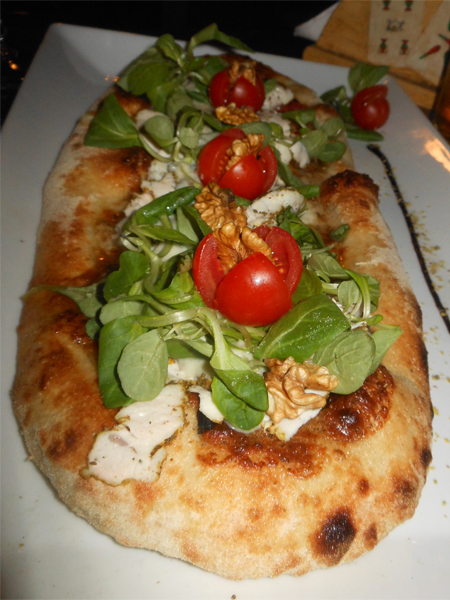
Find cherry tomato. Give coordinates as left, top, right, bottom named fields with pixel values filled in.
left=197, top=129, right=277, bottom=201
left=192, top=227, right=303, bottom=326
left=351, top=85, right=390, bottom=130
left=215, top=253, right=292, bottom=326
left=254, top=225, right=303, bottom=294
left=192, top=234, right=225, bottom=307
left=209, top=69, right=265, bottom=112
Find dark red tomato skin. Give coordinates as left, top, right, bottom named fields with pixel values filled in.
left=197, top=135, right=234, bottom=186
left=351, top=85, right=390, bottom=130
left=192, top=234, right=225, bottom=307
left=219, top=154, right=265, bottom=201
left=209, top=70, right=231, bottom=108
left=258, top=145, right=278, bottom=196
left=254, top=226, right=303, bottom=294
left=197, top=130, right=277, bottom=201
left=228, top=76, right=265, bottom=111
left=209, top=70, right=265, bottom=111
left=214, top=253, right=292, bottom=326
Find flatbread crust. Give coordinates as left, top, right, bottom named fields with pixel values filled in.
left=11, top=56, right=432, bottom=580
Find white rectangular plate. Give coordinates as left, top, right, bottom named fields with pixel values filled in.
left=2, top=23, right=450, bottom=600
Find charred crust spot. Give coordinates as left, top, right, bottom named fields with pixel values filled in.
left=364, top=524, right=378, bottom=550
left=358, top=478, right=370, bottom=496
left=420, top=447, right=432, bottom=469
left=48, top=428, right=77, bottom=459
left=311, top=507, right=356, bottom=566
left=197, top=411, right=216, bottom=435
left=318, top=366, right=393, bottom=443
left=391, top=476, right=419, bottom=512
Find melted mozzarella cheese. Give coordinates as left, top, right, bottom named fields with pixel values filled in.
left=189, top=385, right=224, bottom=423
left=262, top=85, right=294, bottom=110
left=263, top=408, right=322, bottom=442
left=258, top=109, right=292, bottom=137
left=83, top=384, right=185, bottom=485
left=245, top=188, right=304, bottom=228
left=290, top=141, right=310, bottom=168
left=167, top=358, right=214, bottom=382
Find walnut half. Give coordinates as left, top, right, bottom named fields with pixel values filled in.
left=213, top=223, right=272, bottom=274
left=264, top=357, right=339, bottom=424
left=194, top=183, right=247, bottom=231
left=215, top=103, right=260, bottom=125
left=226, top=133, right=265, bottom=171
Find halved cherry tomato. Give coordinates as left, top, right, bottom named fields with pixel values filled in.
left=192, top=233, right=225, bottom=307
left=215, top=253, right=292, bottom=326
left=254, top=225, right=303, bottom=294
left=197, top=129, right=277, bottom=201
left=192, top=226, right=303, bottom=326
left=351, top=85, right=390, bottom=130
left=209, top=69, right=265, bottom=112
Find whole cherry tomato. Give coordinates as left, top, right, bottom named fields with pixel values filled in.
left=351, top=85, right=390, bottom=130
left=192, top=227, right=303, bottom=326
left=209, top=69, right=265, bottom=112
left=197, top=129, right=277, bottom=201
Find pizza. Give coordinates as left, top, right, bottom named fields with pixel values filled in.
left=11, top=26, right=432, bottom=580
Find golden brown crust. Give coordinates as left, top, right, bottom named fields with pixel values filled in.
left=11, top=60, right=431, bottom=580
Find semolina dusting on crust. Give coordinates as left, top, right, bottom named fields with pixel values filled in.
left=11, top=56, right=432, bottom=580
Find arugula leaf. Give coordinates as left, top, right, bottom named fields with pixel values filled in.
left=127, top=63, right=171, bottom=97
left=214, top=369, right=268, bottom=411
left=100, top=298, right=149, bottom=325
left=291, top=269, right=323, bottom=303
left=264, top=78, right=279, bottom=95
left=98, top=316, right=144, bottom=408
left=211, top=377, right=264, bottom=431
left=271, top=146, right=305, bottom=190
left=151, top=272, right=204, bottom=310
left=348, top=62, right=390, bottom=94
left=187, top=23, right=253, bottom=55
left=25, top=282, right=105, bottom=318
left=254, top=294, right=350, bottom=363
left=155, top=34, right=185, bottom=65
left=313, top=329, right=376, bottom=394
left=103, top=251, right=149, bottom=301
left=318, top=140, right=347, bottom=163
left=84, top=94, right=142, bottom=149
left=277, top=207, right=325, bottom=250
left=369, top=326, right=402, bottom=373
left=143, top=115, right=175, bottom=148
left=117, top=329, right=168, bottom=402
left=238, top=121, right=273, bottom=145
left=330, top=224, right=349, bottom=242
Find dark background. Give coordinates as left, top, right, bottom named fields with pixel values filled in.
left=1, top=0, right=336, bottom=125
